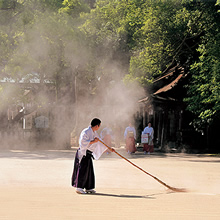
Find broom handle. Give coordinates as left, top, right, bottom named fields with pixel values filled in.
left=98, top=139, right=184, bottom=192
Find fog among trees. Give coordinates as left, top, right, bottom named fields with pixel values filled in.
left=0, top=0, right=219, bottom=150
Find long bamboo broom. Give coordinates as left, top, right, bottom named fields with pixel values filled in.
left=99, top=139, right=187, bottom=193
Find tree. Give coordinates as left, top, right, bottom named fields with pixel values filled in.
left=1, top=0, right=219, bottom=149
left=121, top=0, right=220, bottom=132
left=124, top=1, right=205, bottom=85
left=185, top=27, right=220, bottom=129
left=60, top=0, right=90, bottom=17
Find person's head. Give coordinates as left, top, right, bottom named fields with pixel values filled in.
left=148, top=122, right=152, bottom=127
left=91, top=118, right=101, bottom=131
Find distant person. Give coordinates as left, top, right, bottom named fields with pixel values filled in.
left=142, top=122, right=154, bottom=154
left=124, top=122, right=136, bottom=154
left=100, top=125, right=114, bottom=154
left=71, top=118, right=115, bottom=194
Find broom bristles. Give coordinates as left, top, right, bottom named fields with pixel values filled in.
left=168, top=186, right=187, bottom=192
left=99, top=139, right=187, bottom=193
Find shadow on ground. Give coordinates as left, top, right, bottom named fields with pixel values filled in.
left=86, top=191, right=173, bottom=199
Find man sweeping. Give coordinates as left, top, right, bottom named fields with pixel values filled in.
left=71, top=118, right=115, bottom=194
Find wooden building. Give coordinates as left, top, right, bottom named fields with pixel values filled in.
left=138, top=65, right=205, bottom=151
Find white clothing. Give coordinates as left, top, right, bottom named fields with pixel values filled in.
left=90, top=141, right=107, bottom=160
left=124, top=126, right=136, bottom=139
left=142, top=126, right=154, bottom=139
left=78, top=126, right=106, bottom=161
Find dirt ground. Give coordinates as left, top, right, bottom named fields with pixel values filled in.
left=0, top=147, right=219, bottom=220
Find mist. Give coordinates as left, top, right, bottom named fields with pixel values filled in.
left=0, top=2, right=146, bottom=149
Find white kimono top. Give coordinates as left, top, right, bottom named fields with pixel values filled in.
left=142, top=126, right=154, bottom=139
left=78, top=126, right=107, bottom=162
left=124, top=126, right=136, bottom=139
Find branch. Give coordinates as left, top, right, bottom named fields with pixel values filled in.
left=162, top=34, right=188, bottom=74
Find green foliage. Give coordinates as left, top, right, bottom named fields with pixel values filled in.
left=60, top=0, right=90, bottom=17
left=185, top=31, right=220, bottom=128
left=182, top=0, right=220, bottom=129
left=80, top=0, right=129, bottom=51
left=0, top=0, right=219, bottom=129
left=123, top=0, right=220, bottom=129
left=126, top=0, right=205, bottom=83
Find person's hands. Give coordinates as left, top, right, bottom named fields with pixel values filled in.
left=91, top=137, right=99, bottom=144
left=94, top=137, right=99, bottom=142
left=110, top=148, right=115, bottom=153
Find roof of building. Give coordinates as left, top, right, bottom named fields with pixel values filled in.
left=153, top=73, right=184, bottom=95
left=139, top=65, right=187, bottom=103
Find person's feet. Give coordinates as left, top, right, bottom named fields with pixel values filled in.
left=76, top=188, right=96, bottom=194
left=76, top=188, right=86, bottom=194
left=85, top=189, right=96, bottom=194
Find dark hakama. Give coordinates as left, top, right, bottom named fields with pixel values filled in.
left=71, top=150, right=95, bottom=190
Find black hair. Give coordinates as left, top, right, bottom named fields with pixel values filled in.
left=91, top=118, right=101, bottom=127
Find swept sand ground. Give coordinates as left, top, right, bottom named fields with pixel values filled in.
left=0, top=148, right=219, bottom=220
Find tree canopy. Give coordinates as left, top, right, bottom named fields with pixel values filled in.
left=0, top=0, right=219, bottom=131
